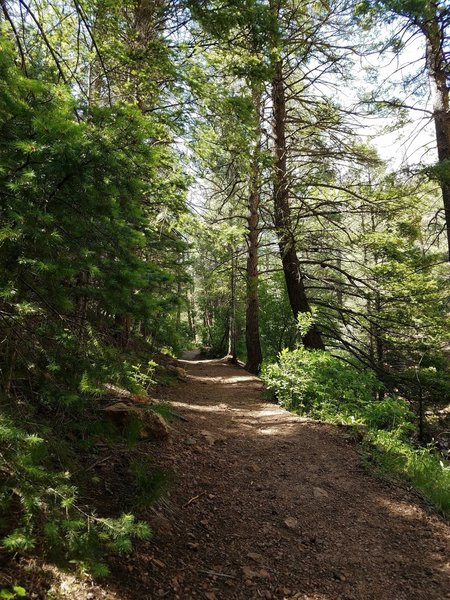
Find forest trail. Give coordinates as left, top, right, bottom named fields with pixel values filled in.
left=107, top=358, right=450, bottom=600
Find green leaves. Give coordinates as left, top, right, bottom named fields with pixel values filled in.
left=262, top=348, right=380, bottom=420
left=0, top=39, right=183, bottom=578
left=0, top=587, right=27, bottom=600
left=0, top=43, right=188, bottom=401
left=2, top=530, right=36, bottom=552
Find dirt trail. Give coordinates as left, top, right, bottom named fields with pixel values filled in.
left=108, top=358, right=450, bottom=600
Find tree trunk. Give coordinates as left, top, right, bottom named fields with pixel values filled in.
left=227, top=246, right=238, bottom=363
left=271, top=59, right=325, bottom=350
left=176, top=278, right=182, bottom=328
left=423, top=14, right=450, bottom=259
left=187, top=285, right=196, bottom=340
left=75, top=270, right=90, bottom=347
left=245, top=90, right=263, bottom=374
left=115, top=314, right=131, bottom=349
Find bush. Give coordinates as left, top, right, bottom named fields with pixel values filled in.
left=364, top=397, right=415, bottom=435
left=0, top=414, right=151, bottom=575
left=261, top=348, right=379, bottom=421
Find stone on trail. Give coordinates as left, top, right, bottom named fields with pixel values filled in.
left=241, top=566, right=260, bottom=579
left=284, top=517, right=299, bottom=530
left=247, top=552, right=264, bottom=563
left=313, top=486, right=329, bottom=499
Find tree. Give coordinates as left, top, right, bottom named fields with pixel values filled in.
left=355, top=0, right=450, bottom=259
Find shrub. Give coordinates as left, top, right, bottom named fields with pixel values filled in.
left=261, top=348, right=378, bottom=421
left=0, top=415, right=150, bottom=575
left=368, top=431, right=450, bottom=516
left=364, top=397, right=415, bottom=435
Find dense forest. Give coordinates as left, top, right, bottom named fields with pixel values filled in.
left=0, top=0, right=449, bottom=595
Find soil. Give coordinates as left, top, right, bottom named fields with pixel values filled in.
left=3, top=357, right=450, bottom=599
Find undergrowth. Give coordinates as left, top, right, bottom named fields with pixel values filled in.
left=262, top=347, right=450, bottom=517
left=366, top=430, right=450, bottom=515
left=0, top=410, right=151, bottom=577
left=0, top=352, right=176, bottom=577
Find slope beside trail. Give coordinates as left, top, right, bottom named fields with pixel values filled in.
left=106, top=357, right=450, bottom=600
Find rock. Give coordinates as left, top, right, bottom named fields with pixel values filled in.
left=103, top=402, right=169, bottom=440
left=200, top=430, right=224, bottom=445
left=247, top=552, right=264, bottom=563
left=187, top=542, right=199, bottom=551
left=284, top=517, right=299, bottom=530
left=242, top=566, right=269, bottom=579
left=313, top=487, right=329, bottom=499
left=338, top=422, right=368, bottom=442
left=151, top=558, right=166, bottom=569
left=155, top=363, right=187, bottom=382
left=242, top=566, right=259, bottom=579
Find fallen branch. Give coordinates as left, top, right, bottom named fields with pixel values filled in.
left=200, top=569, right=236, bottom=579
left=182, top=491, right=206, bottom=508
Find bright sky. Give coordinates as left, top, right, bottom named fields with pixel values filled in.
left=352, top=29, right=437, bottom=169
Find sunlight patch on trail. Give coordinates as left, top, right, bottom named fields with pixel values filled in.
left=170, top=401, right=232, bottom=413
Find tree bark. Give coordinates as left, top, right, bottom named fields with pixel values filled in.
left=245, top=90, right=263, bottom=374
left=423, top=10, right=450, bottom=259
left=227, top=246, right=238, bottom=363
left=271, top=58, right=325, bottom=349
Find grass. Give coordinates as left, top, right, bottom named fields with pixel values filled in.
left=365, top=430, right=450, bottom=517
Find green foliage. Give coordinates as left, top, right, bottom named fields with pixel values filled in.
left=0, top=43, right=187, bottom=403
left=296, top=311, right=317, bottom=339
left=130, top=460, right=173, bottom=509
left=258, top=273, right=297, bottom=361
left=0, top=42, right=180, bottom=576
left=0, top=414, right=151, bottom=573
left=262, top=348, right=380, bottom=421
left=125, top=361, right=157, bottom=395
left=364, top=397, right=415, bottom=435
left=0, top=587, right=26, bottom=600
left=366, top=431, right=450, bottom=516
